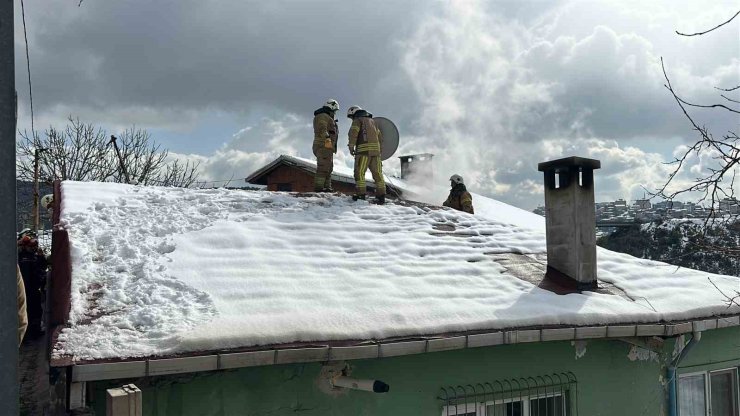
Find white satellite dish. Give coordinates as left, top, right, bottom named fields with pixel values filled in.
left=374, top=117, right=399, bottom=161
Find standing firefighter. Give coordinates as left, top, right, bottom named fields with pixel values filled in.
left=443, top=174, right=474, bottom=214
left=17, top=233, right=47, bottom=337
left=313, top=99, right=340, bottom=192
left=347, top=106, right=385, bottom=204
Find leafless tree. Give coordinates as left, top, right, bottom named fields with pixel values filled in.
left=656, top=11, right=740, bottom=303
left=16, top=116, right=200, bottom=187
left=654, top=10, right=740, bottom=224
left=17, top=117, right=115, bottom=182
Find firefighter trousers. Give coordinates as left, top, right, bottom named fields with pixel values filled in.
left=354, top=154, right=385, bottom=196
left=314, top=147, right=334, bottom=191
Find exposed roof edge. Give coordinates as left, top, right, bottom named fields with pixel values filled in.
left=68, top=314, right=740, bottom=382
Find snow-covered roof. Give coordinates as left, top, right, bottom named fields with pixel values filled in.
left=54, top=181, right=740, bottom=363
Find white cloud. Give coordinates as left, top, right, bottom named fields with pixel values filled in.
left=17, top=0, right=739, bottom=210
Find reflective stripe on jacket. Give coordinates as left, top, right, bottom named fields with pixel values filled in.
left=348, top=115, right=382, bottom=157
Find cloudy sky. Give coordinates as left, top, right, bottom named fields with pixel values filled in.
left=13, top=0, right=739, bottom=209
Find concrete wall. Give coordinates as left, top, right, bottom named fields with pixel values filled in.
left=87, top=326, right=740, bottom=416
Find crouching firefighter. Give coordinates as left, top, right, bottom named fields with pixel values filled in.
left=313, top=99, right=340, bottom=192
left=347, top=106, right=385, bottom=204
left=443, top=174, right=474, bottom=214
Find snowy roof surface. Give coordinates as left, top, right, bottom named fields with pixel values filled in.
left=55, top=181, right=740, bottom=361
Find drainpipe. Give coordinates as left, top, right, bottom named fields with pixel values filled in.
left=667, top=331, right=702, bottom=416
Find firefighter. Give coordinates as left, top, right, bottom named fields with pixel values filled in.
left=313, top=99, right=340, bottom=192
left=17, top=233, right=47, bottom=337
left=443, top=174, right=474, bottom=214
left=347, top=105, right=385, bottom=204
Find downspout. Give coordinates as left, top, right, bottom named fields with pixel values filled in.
left=667, top=331, right=702, bottom=416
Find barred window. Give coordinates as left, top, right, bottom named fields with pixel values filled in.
left=439, top=372, right=578, bottom=416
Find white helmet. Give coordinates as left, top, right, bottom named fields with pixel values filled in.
left=347, top=105, right=362, bottom=118
left=450, top=174, right=464, bottom=185
left=40, top=194, right=54, bottom=209
left=325, top=99, right=339, bottom=112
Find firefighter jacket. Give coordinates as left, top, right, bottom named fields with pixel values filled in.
left=313, top=107, right=338, bottom=154
left=348, top=110, right=382, bottom=156
left=443, top=184, right=474, bottom=214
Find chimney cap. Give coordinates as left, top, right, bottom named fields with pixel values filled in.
left=399, top=153, right=434, bottom=161
left=537, top=156, right=601, bottom=172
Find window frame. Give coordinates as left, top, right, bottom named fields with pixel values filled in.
left=678, top=367, right=740, bottom=416
left=441, top=391, right=569, bottom=416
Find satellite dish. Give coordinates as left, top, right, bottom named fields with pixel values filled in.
left=374, top=117, right=399, bottom=161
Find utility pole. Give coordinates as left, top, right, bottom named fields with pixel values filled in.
left=33, top=147, right=46, bottom=233
left=110, top=135, right=130, bottom=184
left=0, top=0, right=20, bottom=414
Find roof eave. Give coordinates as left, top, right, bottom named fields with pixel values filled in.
left=64, top=314, right=740, bottom=382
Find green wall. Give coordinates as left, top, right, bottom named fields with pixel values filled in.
left=88, top=326, right=740, bottom=416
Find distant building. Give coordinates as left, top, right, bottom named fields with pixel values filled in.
left=245, top=155, right=402, bottom=195
left=719, top=197, right=740, bottom=215
left=633, top=198, right=651, bottom=210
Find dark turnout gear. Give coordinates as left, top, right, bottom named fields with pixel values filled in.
left=349, top=110, right=385, bottom=197
left=18, top=236, right=47, bottom=337
left=444, top=183, right=474, bottom=214
left=313, top=106, right=339, bottom=191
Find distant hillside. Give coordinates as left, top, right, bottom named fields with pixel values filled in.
left=597, top=219, right=740, bottom=276
left=16, top=180, right=53, bottom=232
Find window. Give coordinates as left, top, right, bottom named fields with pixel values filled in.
left=678, top=368, right=739, bottom=416
left=443, top=392, right=568, bottom=416
left=439, top=372, right=576, bottom=416
left=276, top=183, right=292, bottom=192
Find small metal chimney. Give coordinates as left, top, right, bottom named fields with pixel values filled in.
left=399, top=153, right=434, bottom=181
left=537, top=156, right=601, bottom=290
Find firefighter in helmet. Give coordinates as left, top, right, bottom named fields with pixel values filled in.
left=312, top=99, right=340, bottom=192
left=347, top=105, right=385, bottom=204
left=443, top=174, right=474, bottom=214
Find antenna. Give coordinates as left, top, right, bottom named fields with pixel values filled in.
left=374, top=117, right=399, bottom=161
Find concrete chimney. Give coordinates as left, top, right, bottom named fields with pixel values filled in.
left=399, top=153, right=434, bottom=181
left=537, top=156, right=601, bottom=290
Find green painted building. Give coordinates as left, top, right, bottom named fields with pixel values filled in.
left=77, top=324, right=740, bottom=416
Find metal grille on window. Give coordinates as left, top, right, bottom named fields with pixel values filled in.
left=438, top=372, right=578, bottom=416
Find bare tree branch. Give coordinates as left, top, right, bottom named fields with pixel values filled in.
left=715, top=85, right=740, bottom=92
left=721, top=94, right=740, bottom=104
left=708, top=277, right=740, bottom=308
left=674, top=95, right=740, bottom=114
left=653, top=58, right=740, bottom=227
left=676, top=10, right=740, bottom=36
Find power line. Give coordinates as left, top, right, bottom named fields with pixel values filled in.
left=20, top=0, right=34, bottom=134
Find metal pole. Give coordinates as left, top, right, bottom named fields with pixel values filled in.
left=110, top=135, right=130, bottom=184
left=0, top=0, right=20, bottom=413
left=33, top=148, right=39, bottom=232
